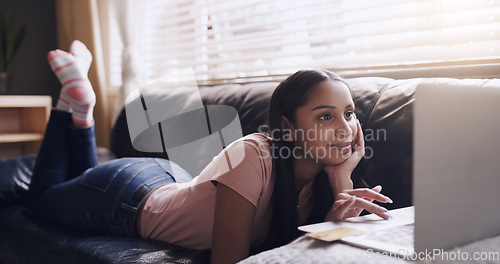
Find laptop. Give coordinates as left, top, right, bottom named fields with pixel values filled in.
left=298, top=81, right=500, bottom=257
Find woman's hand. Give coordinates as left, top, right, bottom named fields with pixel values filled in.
left=324, top=119, right=365, bottom=196
left=322, top=120, right=393, bottom=221
left=324, top=119, right=365, bottom=181
left=325, top=185, right=393, bottom=221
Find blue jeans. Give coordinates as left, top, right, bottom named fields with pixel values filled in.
left=25, top=109, right=192, bottom=237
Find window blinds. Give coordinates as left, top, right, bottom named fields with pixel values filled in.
left=109, top=0, right=500, bottom=86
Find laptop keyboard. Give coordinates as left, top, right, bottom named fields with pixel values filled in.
left=361, top=224, right=414, bottom=248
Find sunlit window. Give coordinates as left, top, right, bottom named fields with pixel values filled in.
left=108, top=0, right=500, bottom=86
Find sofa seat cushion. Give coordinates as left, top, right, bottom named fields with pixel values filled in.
left=53, top=237, right=210, bottom=264
left=0, top=206, right=210, bottom=264
left=0, top=206, right=99, bottom=264
left=0, top=156, right=35, bottom=208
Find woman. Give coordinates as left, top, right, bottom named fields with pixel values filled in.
left=26, top=41, right=393, bottom=264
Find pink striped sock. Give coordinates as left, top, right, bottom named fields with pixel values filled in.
left=70, top=40, right=92, bottom=76
left=48, top=42, right=96, bottom=126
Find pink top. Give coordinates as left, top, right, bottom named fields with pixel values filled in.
left=137, top=133, right=314, bottom=250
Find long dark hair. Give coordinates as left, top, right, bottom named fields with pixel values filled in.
left=263, top=69, right=349, bottom=249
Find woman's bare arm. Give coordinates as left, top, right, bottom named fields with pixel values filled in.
left=211, top=182, right=256, bottom=264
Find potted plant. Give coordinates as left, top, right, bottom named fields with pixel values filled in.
left=0, top=11, right=26, bottom=94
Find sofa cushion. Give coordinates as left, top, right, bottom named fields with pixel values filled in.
left=0, top=206, right=100, bottom=264
left=53, top=237, right=210, bottom=264
left=0, top=206, right=211, bottom=264
left=349, top=78, right=418, bottom=208
left=0, top=155, right=35, bottom=208
left=110, top=82, right=278, bottom=160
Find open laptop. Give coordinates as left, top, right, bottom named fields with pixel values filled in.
left=298, top=81, right=500, bottom=257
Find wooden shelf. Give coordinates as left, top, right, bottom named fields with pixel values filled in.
left=0, top=95, right=52, bottom=157
left=0, top=133, right=44, bottom=143
left=0, top=96, right=52, bottom=108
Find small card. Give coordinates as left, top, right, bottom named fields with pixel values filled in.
left=306, top=227, right=364, bottom=242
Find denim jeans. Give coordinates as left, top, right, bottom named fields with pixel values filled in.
left=26, top=110, right=192, bottom=237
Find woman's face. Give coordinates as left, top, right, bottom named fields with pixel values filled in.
left=285, top=80, right=357, bottom=165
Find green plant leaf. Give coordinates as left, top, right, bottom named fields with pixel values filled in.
left=0, top=13, right=6, bottom=35
left=12, top=25, right=26, bottom=57
left=5, top=28, right=15, bottom=72
left=0, top=11, right=25, bottom=73
left=6, top=11, right=17, bottom=61
left=0, top=13, right=6, bottom=40
left=0, top=13, right=6, bottom=70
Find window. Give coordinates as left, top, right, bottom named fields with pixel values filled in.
left=108, top=0, right=500, bottom=87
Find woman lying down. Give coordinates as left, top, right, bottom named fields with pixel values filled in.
left=26, top=40, right=393, bottom=264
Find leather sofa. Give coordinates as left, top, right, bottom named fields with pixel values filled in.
left=0, top=76, right=493, bottom=263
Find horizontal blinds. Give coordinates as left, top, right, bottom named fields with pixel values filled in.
left=109, top=0, right=500, bottom=86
